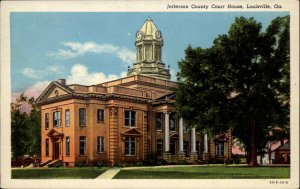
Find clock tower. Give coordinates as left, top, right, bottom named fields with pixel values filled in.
left=127, top=17, right=171, bottom=80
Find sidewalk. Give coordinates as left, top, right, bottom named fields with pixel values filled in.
left=95, top=168, right=121, bottom=179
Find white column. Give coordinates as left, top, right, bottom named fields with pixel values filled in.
left=204, top=133, right=208, bottom=153
left=191, top=127, right=196, bottom=153
left=179, top=117, right=184, bottom=152
left=164, top=112, right=170, bottom=152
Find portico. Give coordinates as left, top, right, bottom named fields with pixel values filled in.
left=160, top=110, right=206, bottom=163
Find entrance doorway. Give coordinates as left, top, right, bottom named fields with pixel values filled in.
left=53, top=139, right=60, bottom=159
left=170, top=141, right=176, bottom=155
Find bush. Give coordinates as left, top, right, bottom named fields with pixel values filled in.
left=96, top=160, right=104, bottom=168
left=161, top=159, right=168, bottom=165
left=113, top=160, right=122, bottom=168
left=177, top=160, right=188, bottom=165
left=209, top=158, right=224, bottom=164
left=145, top=153, right=157, bottom=166
left=223, top=158, right=233, bottom=165
left=232, top=155, right=241, bottom=164
left=53, top=161, right=63, bottom=168
left=75, top=160, right=85, bottom=167
left=155, top=159, right=163, bottom=166
left=135, top=162, right=144, bottom=166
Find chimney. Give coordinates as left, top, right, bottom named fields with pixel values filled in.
left=58, top=79, right=66, bottom=86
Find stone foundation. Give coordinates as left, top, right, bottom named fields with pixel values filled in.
left=178, top=151, right=186, bottom=161
left=202, top=152, right=209, bottom=161
left=189, top=152, right=198, bottom=161
left=163, top=152, right=172, bottom=163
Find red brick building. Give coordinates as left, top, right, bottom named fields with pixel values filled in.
left=37, top=18, right=232, bottom=166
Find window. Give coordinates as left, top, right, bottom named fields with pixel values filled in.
left=169, top=113, right=176, bottom=131
left=65, top=110, right=70, bottom=127
left=97, top=136, right=104, bottom=153
left=66, top=137, right=70, bottom=155
left=97, top=109, right=104, bottom=122
left=79, top=108, right=86, bottom=126
left=125, top=137, right=135, bottom=155
left=79, top=136, right=86, bottom=155
left=156, top=139, right=163, bottom=156
left=156, top=113, right=162, bottom=130
left=183, top=123, right=188, bottom=133
left=125, top=110, right=136, bottom=127
left=216, top=142, right=224, bottom=156
left=45, top=113, right=49, bottom=129
left=45, top=138, right=49, bottom=156
left=281, top=153, right=286, bottom=162
left=53, top=111, right=61, bottom=127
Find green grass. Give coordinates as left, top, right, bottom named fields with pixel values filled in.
left=113, top=166, right=290, bottom=179
left=12, top=167, right=107, bottom=179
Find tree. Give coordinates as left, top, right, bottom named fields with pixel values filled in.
left=11, top=94, right=41, bottom=159
left=11, top=94, right=30, bottom=160
left=176, top=16, right=290, bottom=166
left=27, top=97, right=41, bottom=156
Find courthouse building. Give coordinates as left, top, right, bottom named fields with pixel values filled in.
left=37, top=18, right=232, bottom=166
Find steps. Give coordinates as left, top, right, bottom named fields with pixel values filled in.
left=46, top=159, right=62, bottom=167
left=39, top=159, right=62, bottom=167
left=39, top=160, right=52, bottom=167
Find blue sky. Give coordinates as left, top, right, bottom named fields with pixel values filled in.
left=10, top=12, right=289, bottom=98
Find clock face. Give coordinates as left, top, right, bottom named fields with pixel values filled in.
left=155, top=30, right=162, bottom=39
left=136, top=32, right=143, bottom=39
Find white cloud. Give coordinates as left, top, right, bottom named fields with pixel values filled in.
left=21, top=65, right=63, bottom=79
left=21, top=68, right=44, bottom=79
left=66, top=64, right=125, bottom=85
left=48, top=41, right=135, bottom=65
left=14, top=64, right=126, bottom=105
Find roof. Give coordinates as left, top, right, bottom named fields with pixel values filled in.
left=275, top=142, right=290, bottom=151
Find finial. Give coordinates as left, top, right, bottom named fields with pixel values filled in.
left=168, top=64, right=170, bottom=69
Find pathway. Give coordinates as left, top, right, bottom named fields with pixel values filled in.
left=95, top=168, right=121, bottom=179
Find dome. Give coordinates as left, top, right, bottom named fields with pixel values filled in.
left=137, top=17, right=162, bottom=40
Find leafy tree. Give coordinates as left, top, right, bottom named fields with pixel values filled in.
left=11, top=94, right=41, bottom=159
left=176, top=16, right=289, bottom=166
left=11, top=94, right=30, bottom=160
left=27, top=97, right=41, bottom=156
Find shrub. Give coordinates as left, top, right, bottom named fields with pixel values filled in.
left=135, top=162, right=144, bottom=166
left=232, top=155, right=241, bottom=164
left=75, top=160, right=85, bottom=167
left=145, top=153, right=157, bottom=166
left=161, top=159, right=168, bottom=165
left=96, top=160, right=104, bottom=168
left=54, top=161, right=63, bottom=168
left=114, top=160, right=122, bottom=168
left=177, top=160, right=188, bottom=165
left=155, top=159, right=163, bottom=166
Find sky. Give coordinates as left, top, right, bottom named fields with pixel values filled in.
left=10, top=12, right=289, bottom=100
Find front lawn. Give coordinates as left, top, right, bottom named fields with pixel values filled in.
left=113, top=166, right=290, bottom=179
left=12, top=167, right=107, bottom=179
